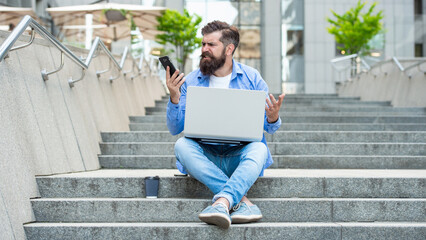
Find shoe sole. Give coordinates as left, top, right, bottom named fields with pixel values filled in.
left=231, top=215, right=263, bottom=224
left=199, top=213, right=231, bottom=229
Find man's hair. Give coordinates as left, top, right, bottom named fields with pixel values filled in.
left=201, top=20, right=239, bottom=54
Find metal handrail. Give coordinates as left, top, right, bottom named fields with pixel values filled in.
left=0, top=15, right=148, bottom=88
left=150, top=56, right=160, bottom=76
left=360, top=58, right=371, bottom=71
left=84, top=36, right=123, bottom=84
left=0, top=15, right=86, bottom=68
left=129, top=52, right=145, bottom=80
left=332, top=56, right=426, bottom=73
left=366, top=58, right=392, bottom=70
left=119, top=47, right=144, bottom=78
left=120, top=46, right=135, bottom=76
left=392, top=57, right=404, bottom=71
left=330, top=54, right=358, bottom=63
left=330, top=54, right=371, bottom=73
left=138, top=53, right=144, bottom=70
left=5, top=28, right=35, bottom=58
left=331, top=53, right=426, bottom=82
left=84, top=37, right=120, bottom=69
left=404, top=59, right=426, bottom=72
left=365, top=57, right=424, bottom=75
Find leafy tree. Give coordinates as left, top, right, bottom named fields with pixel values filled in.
left=327, top=1, right=383, bottom=56
left=156, top=9, right=202, bottom=71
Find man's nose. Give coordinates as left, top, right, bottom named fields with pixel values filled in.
left=202, top=45, right=209, bottom=52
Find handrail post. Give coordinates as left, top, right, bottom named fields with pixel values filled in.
left=4, top=28, right=35, bottom=59
left=120, top=47, right=132, bottom=77
left=41, top=52, right=65, bottom=81
left=0, top=15, right=89, bottom=86
left=360, top=58, right=371, bottom=71
left=123, top=59, right=135, bottom=77
left=68, top=69, right=86, bottom=88
left=0, top=16, right=143, bottom=88
left=109, top=69, right=121, bottom=83
left=130, top=53, right=144, bottom=80
left=96, top=59, right=112, bottom=78
left=392, top=57, right=405, bottom=71
left=0, top=15, right=32, bottom=62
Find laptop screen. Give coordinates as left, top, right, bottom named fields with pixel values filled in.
left=184, top=86, right=266, bottom=143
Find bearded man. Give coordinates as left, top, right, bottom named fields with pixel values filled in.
left=165, top=20, right=285, bottom=229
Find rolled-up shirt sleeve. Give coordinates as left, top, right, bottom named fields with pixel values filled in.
left=264, top=116, right=282, bottom=134
left=166, top=84, right=187, bottom=135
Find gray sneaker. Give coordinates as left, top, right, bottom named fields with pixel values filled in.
left=198, top=203, right=231, bottom=229
left=230, top=202, right=263, bottom=223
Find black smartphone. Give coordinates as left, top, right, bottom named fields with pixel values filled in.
left=159, top=56, right=177, bottom=76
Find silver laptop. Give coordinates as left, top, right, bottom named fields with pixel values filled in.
left=184, top=86, right=266, bottom=143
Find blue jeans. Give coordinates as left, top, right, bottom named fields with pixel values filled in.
left=174, top=137, right=268, bottom=209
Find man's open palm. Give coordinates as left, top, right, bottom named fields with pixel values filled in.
left=265, top=93, right=285, bottom=123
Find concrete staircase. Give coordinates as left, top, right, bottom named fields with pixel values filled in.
left=24, top=94, right=426, bottom=239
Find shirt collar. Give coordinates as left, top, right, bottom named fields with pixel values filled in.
left=230, top=59, right=243, bottom=81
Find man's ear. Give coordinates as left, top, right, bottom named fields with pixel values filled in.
left=226, top=44, right=235, bottom=56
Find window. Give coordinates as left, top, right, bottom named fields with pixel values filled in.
left=415, top=0, right=423, bottom=15
left=185, top=0, right=262, bottom=71
left=282, top=0, right=304, bottom=93
left=415, top=43, right=423, bottom=57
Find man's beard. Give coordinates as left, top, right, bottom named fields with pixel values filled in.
left=199, top=49, right=226, bottom=75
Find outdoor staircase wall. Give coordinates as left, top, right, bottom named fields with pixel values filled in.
left=0, top=30, right=166, bottom=239
left=337, top=59, right=426, bottom=107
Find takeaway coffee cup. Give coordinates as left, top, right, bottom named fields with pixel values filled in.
left=145, top=176, right=159, bottom=198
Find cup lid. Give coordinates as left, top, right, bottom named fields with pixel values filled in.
left=145, top=176, right=159, bottom=180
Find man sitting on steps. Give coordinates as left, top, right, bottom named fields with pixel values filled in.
left=165, top=20, right=285, bottom=229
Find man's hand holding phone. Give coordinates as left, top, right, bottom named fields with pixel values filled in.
left=159, top=56, right=185, bottom=104
left=166, top=66, right=185, bottom=104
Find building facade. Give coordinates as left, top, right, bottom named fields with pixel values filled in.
left=179, top=0, right=418, bottom=94
left=2, top=0, right=421, bottom=94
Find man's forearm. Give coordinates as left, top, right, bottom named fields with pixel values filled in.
left=264, top=116, right=281, bottom=134
left=166, top=99, right=185, bottom=135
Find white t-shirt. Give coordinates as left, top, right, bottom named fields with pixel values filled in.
left=209, top=73, right=232, bottom=89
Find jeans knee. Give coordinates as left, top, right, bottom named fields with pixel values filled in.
left=244, top=142, right=268, bottom=166
left=174, top=137, right=186, bottom=154
left=174, top=137, right=201, bottom=165
left=175, top=137, right=191, bottom=159
left=253, top=142, right=268, bottom=153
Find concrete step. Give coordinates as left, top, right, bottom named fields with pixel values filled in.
left=147, top=111, right=426, bottom=116
left=129, top=123, right=426, bottom=131
left=99, top=155, right=177, bottom=169
left=157, top=94, right=346, bottom=100
left=156, top=94, right=350, bottom=101
left=31, top=198, right=426, bottom=223
left=99, top=142, right=426, bottom=156
left=28, top=92, right=426, bottom=240
left=24, top=222, right=426, bottom=240
left=129, top=115, right=426, bottom=123
left=145, top=106, right=426, bottom=114
left=101, top=131, right=426, bottom=143
left=277, top=94, right=339, bottom=97
left=153, top=99, right=391, bottom=105
left=257, top=94, right=343, bottom=99
left=35, top=169, right=426, bottom=199
left=98, top=155, right=426, bottom=169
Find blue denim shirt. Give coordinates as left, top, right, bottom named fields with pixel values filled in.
left=167, top=60, right=282, bottom=176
